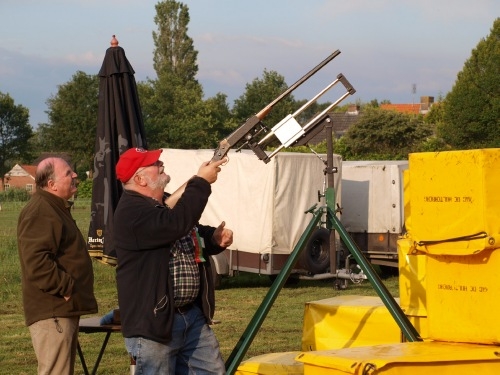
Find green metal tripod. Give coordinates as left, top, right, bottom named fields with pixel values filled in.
left=225, top=117, right=422, bottom=375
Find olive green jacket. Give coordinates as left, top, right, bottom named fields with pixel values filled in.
left=17, top=189, right=97, bottom=326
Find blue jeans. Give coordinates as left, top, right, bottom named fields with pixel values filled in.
left=125, top=305, right=225, bottom=375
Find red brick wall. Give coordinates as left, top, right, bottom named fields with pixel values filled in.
left=1, top=176, right=36, bottom=193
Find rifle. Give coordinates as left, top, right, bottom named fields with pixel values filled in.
left=211, top=49, right=355, bottom=164
left=166, top=51, right=355, bottom=207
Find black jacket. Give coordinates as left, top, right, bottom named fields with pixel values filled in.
left=113, top=177, right=224, bottom=344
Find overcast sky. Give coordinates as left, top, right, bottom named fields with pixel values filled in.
left=0, top=0, right=498, bottom=128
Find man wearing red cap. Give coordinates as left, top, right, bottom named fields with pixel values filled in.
left=113, top=147, right=232, bottom=374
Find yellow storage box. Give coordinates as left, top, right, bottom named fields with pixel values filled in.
left=425, top=247, right=500, bottom=344
left=235, top=351, right=303, bottom=375
left=402, top=169, right=412, bottom=233
left=398, top=238, right=427, bottom=315
left=398, top=238, right=428, bottom=338
left=408, top=149, right=500, bottom=255
left=302, top=296, right=402, bottom=351
left=296, top=341, right=500, bottom=374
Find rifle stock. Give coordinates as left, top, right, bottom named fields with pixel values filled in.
left=255, top=105, right=273, bottom=121
left=211, top=50, right=341, bottom=163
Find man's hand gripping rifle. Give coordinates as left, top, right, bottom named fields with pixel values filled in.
left=211, top=50, right=356, bottom=164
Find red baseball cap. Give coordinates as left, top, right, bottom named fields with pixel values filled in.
left=116, top=148, right=163, bottom=183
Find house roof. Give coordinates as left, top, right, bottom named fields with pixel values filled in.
left=21, top=165, right=37, bottom=177
left=380, top=103, right=422, bottom=115
left=4, top=164, right=36, bottom=178
left=305, top=112, right=362, bottom=145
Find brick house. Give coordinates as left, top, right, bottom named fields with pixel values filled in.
left=380, top=96, right=435, bottom=115
left=1, top=164, right=37, bottom=193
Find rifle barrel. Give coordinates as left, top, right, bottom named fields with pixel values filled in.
left=256, top=49, right=341, bottom=119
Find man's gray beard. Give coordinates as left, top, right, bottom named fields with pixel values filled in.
left=144, top=174, right=169, bottom=191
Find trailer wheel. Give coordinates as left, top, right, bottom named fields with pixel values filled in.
left=302, top=228, right=330, bottom=274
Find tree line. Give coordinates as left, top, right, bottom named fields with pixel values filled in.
left=0, top=2, right=498, bottom=182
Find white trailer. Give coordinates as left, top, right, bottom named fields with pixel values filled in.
left=160, top=149, right=343, bottom=284
left=339, top=160, right=408, bottom=268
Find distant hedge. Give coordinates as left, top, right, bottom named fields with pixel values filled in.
left=0, top=180, right=93, bottom=202
left=0, top=188, right=31, bottom=202
left=76, top=179, right=92, bottom=199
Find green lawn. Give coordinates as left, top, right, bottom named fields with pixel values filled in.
left=0, top=199, right=398, bottom=374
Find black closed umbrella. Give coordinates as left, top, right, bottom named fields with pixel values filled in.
left=87, top=35, right=148, bottom=265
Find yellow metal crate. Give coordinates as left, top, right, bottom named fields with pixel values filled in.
left=398, top=238, right=428, bottom=338
left=235, top=352, right=303, bottom=375
left=301, top=296, right=402, bottom=351
left=402, top=169, right=412, bottom=234
left=398, top=239, right=427, bottom=315
left=408, top=149, right=500, bottom=255
left=425, top=247, right=500, bottom=344
left=296, top=341, right=500, bottom=374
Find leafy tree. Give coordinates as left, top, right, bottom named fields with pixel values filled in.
left=141, top=73, right=233, bottom=150
left=0, top=92, right=33, bottom=181
left=75, top=178, right=93, bottom=199
left=340, top=107, right=433, bottom=160
left=38, top=71, right=99, bottom=175
left=417, top=135, right=450, bottom=153
left=293, top=99, right=336, bottom=124
left=422, top=93, right=450, bottom=152
left=196, top=93, right=238, bottom=148
left=425, top=94, right=446, bottom=126
left=142, top=0, right=232, bottom=149
left=231, top=70, right=297, bottom=149
left=153, top=0, right=198, bottom=81
left=137, top=80, right=161, bottom=145
left=439, top=18, right=500, bottom=149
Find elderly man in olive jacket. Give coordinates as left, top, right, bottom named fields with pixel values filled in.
left=17, top=157, right=97, bottom=375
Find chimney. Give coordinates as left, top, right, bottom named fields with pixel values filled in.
left=420, top=96, right=434, bottom=105
left=347, top=104, right=359, bottom=115
left=419, top=96, right=434, bottom=114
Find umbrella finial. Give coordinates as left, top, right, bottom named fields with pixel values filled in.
left=111, top=35, right=119, bottom=47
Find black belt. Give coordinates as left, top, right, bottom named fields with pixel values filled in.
left=175, top=303, right=194, bottom=314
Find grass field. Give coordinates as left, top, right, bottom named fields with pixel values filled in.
left=0, top=199, right=398, bottom=374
